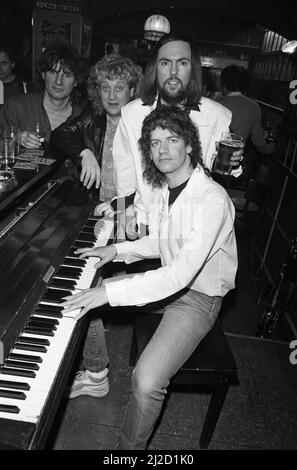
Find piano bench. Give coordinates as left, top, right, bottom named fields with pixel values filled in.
left=129, top=312, right=238, bottom=449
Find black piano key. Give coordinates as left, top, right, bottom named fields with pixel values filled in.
left=80, top=226, right=94, bottom=234
left=35, top=308, right=63, bottom=318
left=18, top=336, right=50, bottom=346
left=8, top=353, right=43, bottom=363
left=15, top=343, right=48, bottom=353
left=47, top=287, right=74, bottom=296
left=23, top=327, right=54, bottom=337
left=85, top=218, right=98, bottom=226
left=36, top=303, right=62, bottom=312
left=59, top=265, right=83, bottom=274
left=5, top=360, right=39, bottom=371
left=77, top=232, right=96, bottom=242
left=73, top=240, right=93, bottom=248
left=30, top=317, right=59, bottom=326
left=50, top=278, right=76, bottom=289
left=0, top=379, right=30, bottom=391
left=55, top=270, right=81, bottom=281
left=63, top=257, right=86, bottom=267
left=0, top=389, right=26, bottom=400
left=67, top=247, right=79, bottom=258
left=0, top=367, right=36, bottom=378
left=0, top=404, right=20, bottom=414
left=28, top=320, right=57, bottom=330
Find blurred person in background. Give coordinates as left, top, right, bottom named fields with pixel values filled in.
left=0, top=44, right=29, bottom=105
left=220, top=65, right=275, bottom=185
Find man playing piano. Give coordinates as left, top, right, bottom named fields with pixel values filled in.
left=61, top=106, right=238, bottom=450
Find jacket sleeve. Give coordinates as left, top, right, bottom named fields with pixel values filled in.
left=50, top=110, right=92, bottom=161
left=112, top=117, right=137, bottom=197
left=106, top=197, right=235, bottom=306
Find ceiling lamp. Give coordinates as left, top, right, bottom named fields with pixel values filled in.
left=281, top=40, right=297, bottom=55
left=144, top=14, right=170, bottom=42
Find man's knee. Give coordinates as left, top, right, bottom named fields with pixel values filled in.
left=132, top=367, right=157, bottom=400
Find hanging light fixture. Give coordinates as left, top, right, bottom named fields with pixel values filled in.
left=144, top=14, right=170, bottom=42
left=282, top=40, right=297, bottom=55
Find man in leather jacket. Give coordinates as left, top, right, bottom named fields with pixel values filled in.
left=50, top=54, right=143, bottom=202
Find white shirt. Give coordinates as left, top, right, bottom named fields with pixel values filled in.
left=112, top=96, right=232, bottom=224
left=105, top=167, right=238, bottom=307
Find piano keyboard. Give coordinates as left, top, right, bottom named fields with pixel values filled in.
left=0, top=216, right=115, bottom=423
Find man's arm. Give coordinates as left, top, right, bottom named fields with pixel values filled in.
left=106, top=198, right=235, bottom=307
left=50, top=110, right=91, bottom=160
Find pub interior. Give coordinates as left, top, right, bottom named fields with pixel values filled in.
left=0, top=0, right=296, bottom=452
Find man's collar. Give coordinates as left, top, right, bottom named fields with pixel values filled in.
left=156, top=95, right=200, bottom=112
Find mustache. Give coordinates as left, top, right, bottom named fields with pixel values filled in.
left=163, top=77, right=183, bottom=86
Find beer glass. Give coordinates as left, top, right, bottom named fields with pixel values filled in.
left=31, top=122, right=46, bottom=148
left=214, top=132, right=244, bottom=175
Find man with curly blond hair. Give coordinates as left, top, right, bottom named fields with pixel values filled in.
left=51, top=53, right=143, bottom=201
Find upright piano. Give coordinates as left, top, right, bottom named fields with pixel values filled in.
left=0, top=165, right=116, bottom=449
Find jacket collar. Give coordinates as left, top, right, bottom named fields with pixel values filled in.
left=153, top=95, right=209, bottom=127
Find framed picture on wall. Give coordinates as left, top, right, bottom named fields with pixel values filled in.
left=41, top=19, right=72, bottom=49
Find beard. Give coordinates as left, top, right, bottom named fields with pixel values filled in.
left=158, top=79, right=188, bottom=105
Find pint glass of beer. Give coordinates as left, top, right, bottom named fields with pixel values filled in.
left=214, top=132, right=244, bottom=175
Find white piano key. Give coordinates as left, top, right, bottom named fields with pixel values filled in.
left=0, top=217, right=115, bottom=424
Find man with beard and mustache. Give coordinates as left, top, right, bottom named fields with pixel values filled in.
left=100, top=34, right=243, bottom=238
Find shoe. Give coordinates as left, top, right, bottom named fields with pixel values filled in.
left=69, top=368, right=109, bottom=399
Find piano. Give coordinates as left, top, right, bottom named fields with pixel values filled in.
left=0, top=175, right=116, bottom=449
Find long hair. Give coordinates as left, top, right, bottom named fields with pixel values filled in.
left=88, top=54, right=143, bottom=114
left=37, top=41, right=85, bottom=104
left=140, top=34, right=202, bottom=106
left=139, top=106, right=209, bottom=188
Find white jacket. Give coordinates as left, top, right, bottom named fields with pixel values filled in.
left=106, top=167, right=237, bottom=307
left=112, top=96, right=232, bottom=224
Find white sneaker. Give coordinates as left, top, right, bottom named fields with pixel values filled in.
left=69, top=368, right=109, bottom=399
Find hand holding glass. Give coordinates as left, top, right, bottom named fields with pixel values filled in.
left=32, top=123, right=45, bottom=146
left=214, top=132, right=244, bottom=175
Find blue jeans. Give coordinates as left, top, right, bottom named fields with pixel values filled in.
left=117, top=289, right=222, bottom=450
left=82, top=317, right=109, bottom=373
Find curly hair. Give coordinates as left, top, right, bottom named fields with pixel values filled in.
left=139, top=106, right=209, bottom=188
left=88, top=54, right=143, bottom=114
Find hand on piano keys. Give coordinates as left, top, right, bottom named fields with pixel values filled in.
left=61, top=286, right=109, bottom=321
left=74, top=244, right=117, bottom=270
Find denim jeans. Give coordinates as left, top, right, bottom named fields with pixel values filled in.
left=117, top=289, right=222, bottom=450
left=82, top=317, right=109, bottom=373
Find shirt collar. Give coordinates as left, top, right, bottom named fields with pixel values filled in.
left=156, top=94, right=200, bottom=112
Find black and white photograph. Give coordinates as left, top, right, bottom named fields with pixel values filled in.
left=0, top=0, right=296, bottom=459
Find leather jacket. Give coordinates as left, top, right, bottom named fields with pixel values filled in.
left=50, top=105, right=107, bottom=165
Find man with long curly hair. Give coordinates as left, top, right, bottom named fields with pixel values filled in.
left=61, top=106, right=238, bottom=449
left=51, top=53, right=143, bottom=201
